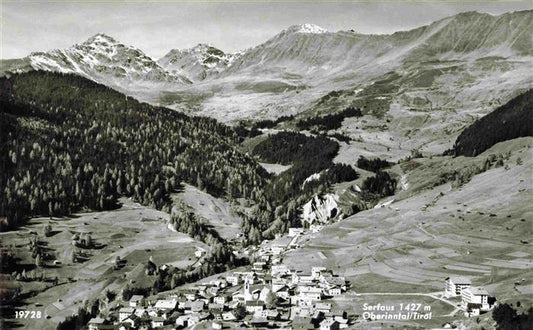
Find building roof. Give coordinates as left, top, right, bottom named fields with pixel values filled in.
left=321, top=318, right=339, bottom=326
left=250, top=317, right=268, bottom=324
left=154, top=299, right=178, bottom=309
left=119, top=307, right=135, bottom=314
left=315, top=303, right=332, bottom=310
left=88, top=317, right=105, bottom=324
left=447, top=276, right=472, bottom=285
left=130, top=314, right=140, bottom=320
left=208, top=303, right=224, bottom=310
left=246, top=300, right=265, bottom=306
left=323, top=277, right=345, bottom=285
left=130, top=295, right=144, bottom=302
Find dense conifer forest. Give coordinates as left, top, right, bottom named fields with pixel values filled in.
left=0, top=72, right=372, bottom=250
left=296, top=106, right=363, bottom=131
left=0, top=71, right=268, bottom=231
left=356, top=155, right=393, bottom=173
left=251, top=131, right=339, bottom=165
left=453, top=89, right=533, bottom=157
left=246, top=131, right=359, bottom=241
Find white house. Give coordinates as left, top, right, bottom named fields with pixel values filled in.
left=134, top=308, right=148, bottom=318
left=129, top=295, right=144, bottom=308
left=445, top=276, right=472, bottom=297
left=462, top=286, right=490, bottom=311
left=118, top=307, right=135, bottom=322
left=154, top=299, right=178, bottom=310
left=320, top=319, right=340, bottom=330
left=226, top=275, right=240, bottom=286
left=322, top=276, right=346, bottom=291
left=296, top=292, right=321, bottom=306
left=310, top=224, right=324, bottom=233
left=288, top=227, right=304, bottom=237
left=271, top=265, right=290, bottom=276
left=292, top=305, right=313, bottom=318
left=254, top=309, right=280, bottom=319
left=176, top=315, right=190, bottom=327
left=121, top=315, right=139, bottom=328
left=315, top=303, right=332, bottom=313
left=253, top=262, right=267, bottom=271
left=245, top=300, right=265, bottom=313
left=327, top=287, right=342, bottom=296
left=88, top=318, right=105, bottom=330
left=184, top=289, right=197, bottom=301
left=151, top=316, right=165, bottom=328
left=271, top=245, right=285, bottom=255
left=213, top=295, right=228, bottom=305
left=299, top=286, right=323, bottom=294
left=259, top=287, right=272, bottom=302
left=312, top=267, right=327, bottom=279
left=292, top=273, right=314, bottom=285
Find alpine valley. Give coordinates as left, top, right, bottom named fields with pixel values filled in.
left=1, top=9, right=532, bottom=330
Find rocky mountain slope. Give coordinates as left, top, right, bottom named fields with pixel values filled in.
left=158, top=44, right=240, bottom=82
left=167, top=10, right=532, bottom=157
left=1, top=34, right=190, bottom=94
left=1, top=11, right=531, bottom=157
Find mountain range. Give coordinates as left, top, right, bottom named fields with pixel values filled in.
left=1, top=10, right=532, bottom=157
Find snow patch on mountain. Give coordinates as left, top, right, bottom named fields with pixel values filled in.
left=286, top=24, right=328, bottom=34
left=158, top=44, right=240, bottom=82
left=25, top=33, right=189, bottom=93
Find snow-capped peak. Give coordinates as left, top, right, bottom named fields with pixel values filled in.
left=287, top=24, right=328, bottom=34
left=81, top=33, right=119, bottom=47
left=26, top=32, right=190, bottom=89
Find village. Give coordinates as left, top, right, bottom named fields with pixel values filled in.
left=86, top=226, right=498, bottom=330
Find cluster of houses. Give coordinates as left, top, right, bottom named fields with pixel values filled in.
left=88, top=228, right=352, bottom=329
left=444, top=276, right=495, bottom=317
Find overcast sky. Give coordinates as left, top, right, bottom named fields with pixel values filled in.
left=1, top=1, right=532, bottom=59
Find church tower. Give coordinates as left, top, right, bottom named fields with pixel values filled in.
left=243, top=276, right=253, bottom=302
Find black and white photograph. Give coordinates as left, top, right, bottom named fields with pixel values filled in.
left=1, top=0, right=532, bottom=329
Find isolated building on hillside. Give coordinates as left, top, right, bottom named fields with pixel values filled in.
left=462, top=286, right=490, bottom=311
left=445, top=276, right=472, bottom=297
left=288, top=227, right=304, bottom=237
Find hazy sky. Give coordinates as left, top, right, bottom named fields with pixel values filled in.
left=1, top=1, right=532, bottom=59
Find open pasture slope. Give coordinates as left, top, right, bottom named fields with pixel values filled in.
left=0, top=198, right=204, bottom=330
left=284, top=138, right=533, bottom=327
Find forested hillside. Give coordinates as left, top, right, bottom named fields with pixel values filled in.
left=244, top=131, right=359, bottom=240
left=453, top=89, right=533, bottom=157
left=0, top=71, right=268, bottom=230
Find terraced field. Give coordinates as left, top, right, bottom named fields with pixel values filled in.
left=284, top=138, right=533, bottom=327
